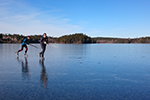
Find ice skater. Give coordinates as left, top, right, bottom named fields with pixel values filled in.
left=39, top=33, right=48, bottom=59
left=16, top=36, right=30, bottom=57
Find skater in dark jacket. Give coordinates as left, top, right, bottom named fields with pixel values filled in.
left=39, top=33, right=48, bottom=59
left=16, top=36, right=30, bottom=57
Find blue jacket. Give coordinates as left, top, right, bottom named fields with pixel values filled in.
left=22, top=38, right=29, bottom=45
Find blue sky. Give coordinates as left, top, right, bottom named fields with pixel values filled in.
left=0, top=0, right=150, bottom=38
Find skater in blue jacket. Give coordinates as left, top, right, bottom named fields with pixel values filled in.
left=16, top=36, right=30, bottom=57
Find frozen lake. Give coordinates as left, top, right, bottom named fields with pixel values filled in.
left=0, top=44, right=150, bottom=100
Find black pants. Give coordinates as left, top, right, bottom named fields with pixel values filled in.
left=18, top=44, right=28, bottom=54
left=40, top=44, right=46, bottom=57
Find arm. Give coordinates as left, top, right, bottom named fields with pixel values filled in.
left=46, top=37, right=48, bottom=44
left=40, top=37, right=43, bottom=43
left=26, top=39, right=30, bottom=44
left=22, top=38, right=27, bottom=45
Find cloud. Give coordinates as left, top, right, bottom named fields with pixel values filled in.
left=0, top=0, right=82, bottom=37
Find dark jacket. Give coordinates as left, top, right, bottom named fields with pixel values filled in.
left=40, top=36, right=48, bottom=45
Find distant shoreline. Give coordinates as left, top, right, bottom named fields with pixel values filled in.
left=0, top=33, right=150, bottom=44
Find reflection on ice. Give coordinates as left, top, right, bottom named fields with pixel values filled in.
left=39, top=59, right=48, bottom=90
left=17, top=57, right=30, bottom=80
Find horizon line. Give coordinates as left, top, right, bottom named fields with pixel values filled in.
left=0, top=33, right=150, bottom=39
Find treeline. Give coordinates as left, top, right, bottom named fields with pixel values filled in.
left=92, top=37, right=150, bottom=43
left=0, top=33, right=55, bottom=43
left=0, top=33, right=150, bottom=43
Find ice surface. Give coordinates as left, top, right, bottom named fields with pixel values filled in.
left=0, top=44, right=150, bottom=100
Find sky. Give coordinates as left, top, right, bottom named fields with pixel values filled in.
left=0, top=0, right=150, bottom=38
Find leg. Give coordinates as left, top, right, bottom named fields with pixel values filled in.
left=25, top=45, right=28, bottom=54
left=39, top=44, right=43, bottom=56
left=40, top=44, right=46, bottom=58
left=18, top=45, right=24, bottom=52
left=42, top=45, right=46, bottom=57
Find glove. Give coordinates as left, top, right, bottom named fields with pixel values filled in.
left=44, top=41, right=47, bottom=44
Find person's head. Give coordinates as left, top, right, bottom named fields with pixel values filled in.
left=27, top=36, right=30, bottom=39
left=43, top=33, right=47, bottom=38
